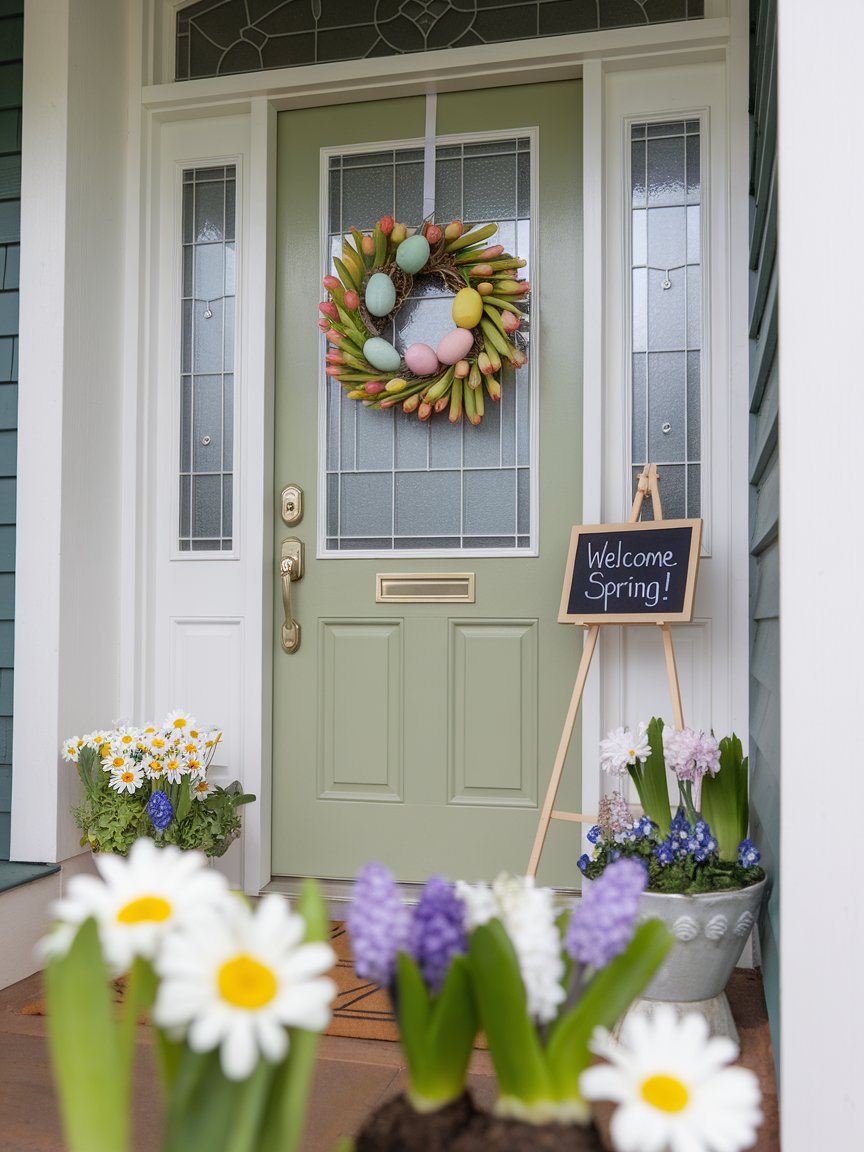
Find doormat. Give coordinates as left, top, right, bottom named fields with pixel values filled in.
left=19, top=922, right=400, bottom=1044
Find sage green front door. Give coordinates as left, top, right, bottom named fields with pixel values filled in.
left=272, top=82, right=583, bottom=886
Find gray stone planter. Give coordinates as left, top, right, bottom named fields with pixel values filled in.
left=620, top=877, right=767, bottom=1041
left=639, top=877, right=767, bottom=1001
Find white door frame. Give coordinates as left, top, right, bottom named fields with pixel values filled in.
left=140, top=10, right=747, bottom=899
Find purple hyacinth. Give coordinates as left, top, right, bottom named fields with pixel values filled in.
left=566, top=857, right=647, bottom=970
left=409, top=875, right=467, bottom=993
left=347, top=862, right=411, bottom=987
left=147, top=789, right=174, bottom=832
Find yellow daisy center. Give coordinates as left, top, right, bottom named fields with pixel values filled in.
left=218, top=954, right=278, bottom=1009
left=173, top=718, right=187, bottom=729
left=112, top=756, right=125, bottom=769
left=194, top=781, right=208, bottom=792
left=117, top=895, right=172, bottom=924
left=120, top=771, right=135, bottom=783
left=641, top=1074, right=689, bottom=1113
left=152, top=738, right=165, bottom=749
left=629, top=748, right=636, bottom=758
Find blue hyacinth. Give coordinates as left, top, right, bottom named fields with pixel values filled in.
left=409, top=875, right=467, bottom=993
left=146, top=789, right=174, bottom=832
left=587, top=825, right=602, bottom=844
left=738, top=839, right=761, bottom=868
left=577, top=853, right=591, bottom=875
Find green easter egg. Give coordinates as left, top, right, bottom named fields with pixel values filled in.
left=363, top=337, right=402, bottom=374
left=364, top=272, right=397, bottom=318
left=395, top=234, right=431, bottom=275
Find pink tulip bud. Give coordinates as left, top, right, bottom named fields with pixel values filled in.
left=318, top=318, right=331, bottom=331
left=319, top=301, right=339, bottom=320
left=476, top=245, right=504, bottom=260
left=501, top=312, right=521, bottom=333
left=361, top=235, right=375, bottom=256
left=425, top=223, right=443, bottom=245
left=509, top=349, right=528, bottom=369
left=323, top=275, right=341, bottom=293
left=325, top=365, right=345, bottom=377
left=325, top=330, right=344, bottom=346
left=379, top=215, right=395, bottom=236
left=343, top=290, right=360, bottom=311
left=364, top=381, right=386, bottom=395
left=326, top=351, right=344, bottom=364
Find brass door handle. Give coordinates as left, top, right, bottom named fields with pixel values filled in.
left=280, top=538, right=304, bottom=653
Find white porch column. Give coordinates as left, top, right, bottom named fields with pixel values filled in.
left=779, top=0, right=864, bottom=1141
left=11, top=0, right=133, bottom=862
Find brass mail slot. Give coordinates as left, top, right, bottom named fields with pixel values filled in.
left=376, top=572, right=476, bottom=604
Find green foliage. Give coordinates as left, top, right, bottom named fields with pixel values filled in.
left=394, top=951, right=479, bottom=1109
left=626, top=716, right=672, bottom=835
left=701, top=733, right=749, bottom=860
left=71, top=769, right=251, bottom=857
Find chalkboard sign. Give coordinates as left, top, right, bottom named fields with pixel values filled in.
left=558, top=519, right=702, bottom=624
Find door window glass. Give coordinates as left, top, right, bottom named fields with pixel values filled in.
left=323, top=137, right=533, bottom=554
left=630, top=120, right=702, bottom=519
left=179, top=165, right=236, bottom=552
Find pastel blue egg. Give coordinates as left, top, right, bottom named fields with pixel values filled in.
left=364, top=272, right=397, bottom=318
left=395, top=234, right=431, bottom=275
left=363, top=337, right=402, bottom=374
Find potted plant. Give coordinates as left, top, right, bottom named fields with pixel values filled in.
left=61, top=710, right=255, bottom=857
left=578, top=718, right=766, bottom=1030
left=347, top=860, right=673, bottom=1150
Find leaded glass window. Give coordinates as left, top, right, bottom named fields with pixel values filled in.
left=179, top=165, right=236, bottom=552
left=630, top=119, right=702, bottom=519
left=176, top=1, right=705, bottom=82
left=323, top=136, right=533, bottom=553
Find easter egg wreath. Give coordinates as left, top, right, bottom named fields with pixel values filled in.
left=319, top=217, right=529, bottom=425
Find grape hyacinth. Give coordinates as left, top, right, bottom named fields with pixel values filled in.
left=146, top=789, right=174, bottom=832
left=346, top=862, right=411, bottom=987
left=566, top=858, right=647, bottom=970
left=409, top=875, right=468, bottom=993
left=738, top=839, right=761, bottom=868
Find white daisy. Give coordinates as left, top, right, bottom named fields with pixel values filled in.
left=580, top=1005, right=763, bottom=1152
left=192, top=777, right=212, bottom=800
left=109, top=761, right=144, bottom=794
left=112, top=726, right=141, bottom=752
left=163, top=709, right=196, bottom=732
left=102, top=751, right=129, bottom=774
left=153, top=893, right=336, bottom=1081
left=60, top=736, right=83, bottom=763
left=40, top=838, right=230, bottom=973
left=599, top=724, right=652, bottom=776
left=162, top=755, right=186, bottom=784
left=143, top=756, right=168, bottom=780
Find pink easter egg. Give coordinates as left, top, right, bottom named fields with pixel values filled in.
left=404, top=342, right=440, bottom=376
left=436, top=327, right=474, bottom=366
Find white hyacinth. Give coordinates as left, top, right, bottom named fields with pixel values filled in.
left=457, top=873, right=566, bottom=1025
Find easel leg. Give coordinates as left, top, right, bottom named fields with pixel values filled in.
left=527, top=624, right=599, bottom=878
left=659, top=623, right=685, bottom=730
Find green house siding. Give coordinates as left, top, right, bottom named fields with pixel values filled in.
left=0, top=0, right=21, bottom=862
left=748, top=0, right=779, bottom=1059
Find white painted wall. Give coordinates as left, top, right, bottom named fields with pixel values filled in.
left=778, top=0, right=864, bottom=1142
left=11, top=0, right=131, bottom=862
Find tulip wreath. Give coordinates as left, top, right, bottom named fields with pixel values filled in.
left=319, top=217, right=530, bottom=426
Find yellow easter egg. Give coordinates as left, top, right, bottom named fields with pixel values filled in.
left=451, top=287, right=484, bottom=329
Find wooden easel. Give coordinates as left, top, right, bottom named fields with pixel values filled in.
left=526, top=465, right=686, bottom=877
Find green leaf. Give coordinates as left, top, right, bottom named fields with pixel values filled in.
left=701, top=734, right=748, bottom=860
left=175, top=781, right=193, bottom=823
left=44, top=919, right=128, bottom=1152
left=394, top=951, right=432, bottom=1090
left=407, top=954, right=478, bottom=1106
left=162, top=1048, right=243, bottom=1152
left=116, top=956, right=158, bottom=1094
left=628, top=716, right=672, bottom=834
left=545, top=919, right=672, bottom=1099
left=254, top=877, right=331, bottom=1152
left=467, top=920, right=552, bottom=1103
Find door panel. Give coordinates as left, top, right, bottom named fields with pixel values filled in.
left=272, top=82, right=583, bottom=885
